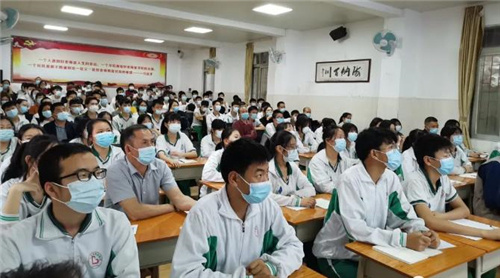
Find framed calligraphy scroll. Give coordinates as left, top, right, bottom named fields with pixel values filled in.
left=315, top=59, right=371, bottom=83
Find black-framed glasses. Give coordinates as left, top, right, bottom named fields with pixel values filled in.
left=59, top=168, right=107, bottom=182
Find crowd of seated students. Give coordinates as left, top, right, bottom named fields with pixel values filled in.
left=0, top=77, right=499, bottom=278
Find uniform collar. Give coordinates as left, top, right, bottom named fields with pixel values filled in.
left=419, top=167, right=441, bottom=195
left=165, top=132, right=181, bottom=146
left=23, top=192, right=49, bottom=209
left=125, top=157, right=158, bottom=176
left=356, top=163, right=387, bottom=184
left=91, top=145, right=112, bottom=163
left=217, top=186, right=261, bottom=222
left=36, top=204, right=104, bottom=240
left=271, top=158, right=292, bottom=180
left=317, top=149, right=343, bottom=169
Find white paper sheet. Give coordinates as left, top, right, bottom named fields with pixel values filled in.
left=179, top=159, right=197, bottom=164
left=449, top=234, right=482, bottom=241
left=131, top=224, right=138, bottom=235
left=373, top=246, right=442, bottom=265
left=438, top=240, right=456, bottom=250
left=459, top=173, right=477, bottom=179
left=286, top=206, right=307, bottom=211
left=451, top=219, right=496, bottom=230
left=315, top=198, right=330, bottom=210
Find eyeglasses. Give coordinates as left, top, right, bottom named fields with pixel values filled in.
left=59, top=168, right=107, bottom=182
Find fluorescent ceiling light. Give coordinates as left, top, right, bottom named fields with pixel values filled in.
left=61, top=5, right=93, bottom=16
left=145, top=38, right=164, bottom=43
left=253, top=4, right=292, bottom=15
left=44, top=25, right=68, bottom=31
left=184, top=27, right=213, bottom=34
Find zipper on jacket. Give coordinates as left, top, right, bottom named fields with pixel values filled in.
left=242, top=222, right=245, bottom=233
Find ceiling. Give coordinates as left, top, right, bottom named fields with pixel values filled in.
left=0, top=0, right=490, bottom=48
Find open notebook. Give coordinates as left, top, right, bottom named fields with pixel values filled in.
left=372, top=246, right=443, bottom=264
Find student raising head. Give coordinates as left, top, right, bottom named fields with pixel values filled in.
left=313, top=128, right=439, bottom=277
left=369, top=117, right=383, bottom=128
left=295, top=114, right=318, bottom=153
left=266, top=130, right=316, bottom=207
left=264, top=109, right=284, bottom=138
left=440, top=125, right=473, bottom=175
left=314, top=117, right=336, bottom=145
left=338, top=112, right=352, bottom=126
left=308, top=125, right=358, bottom=194
left=200, top=119, right=225, bottom=158
left=200, top=127, right=241, bottom=197
left=0, top=116, right=17, bottom=164
left=341, top=122, right=358, bottom=159
left=86, top=119, right=124, bottom=169
left=0, top=135, right=58, bottom=228
left=401, top=129, right=427, bottom=180
left=172, top=138, right=304, bottom=277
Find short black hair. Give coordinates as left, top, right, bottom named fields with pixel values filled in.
left=66, top=90, right=77, bottom=97
left=201, top=100, right=209, bottom=107
left=15, top=98, right=27, bottom=105
left=50, top=102, right=65, bottom=112
left=212, top=119, right=226, bottom=130
left=402, top=129, right=426, bottom=152
left=0, top=260, right=83, bottom=278
left=291, top=110, right=299, bottom=116
left=152, top=99, right=164, bottom=107
left=321, top=117, right=336, bottom=128
left=267, top=130, right=295, bottom=159
left=277, top=101, right=285, bottom=107
left=137, top=113, right=153, bottom=125
left=440, top=125, right=462, bottom=138
left=1, top=101, right=16, bottom=111
left=231, top=101, right=240, bottom=107
left=276, top=122, right=292, bottom=132
left=272, top=109, right=283, bottom=119
left=97, top=111, right=112, bottom=120
left=0, top=116, right=14, bottom=130
left=379, top=120, right=393, bottom=130
left=69, top=98, right=82, bottom=106
left=295, top=114, right=310, bottom=130
left=414, top=134, right=453, bottom=169
left=161, top=112, right=181, bottom=134
left=318, top=125, right=342, bottom=152
left=339, top=112, right=351, bottom=123
left=248, top=106, right=258, bottom=113
left=220, top=138, right=269, bottom=183
left=356, top=128, right=398, bottom=162
left=17, top=124, right=45, bottom=140
left=212, top=99, right=221, bottom=106
left=425, top=116, right=438, bottom=125
left=390, top=118, right=402, bottom=126
left=341, top=122, right=358, bottom=135
left=120, top=125, right=150, bottom=152
left=39, top=143, right=92, bottom=192
left=444, top=119, right=460, bottom=128
left=369, top=117, right=383, bottom=128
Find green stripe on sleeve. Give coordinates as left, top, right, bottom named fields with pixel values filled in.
left=0, top=215, right=19, bottom=222
left=445, top=192, right=458, bottom=203
left=388, top=191, right=409, bottom=220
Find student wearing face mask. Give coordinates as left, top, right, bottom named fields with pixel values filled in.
left=206, top=100, right=224, bottom=133
left=200, top=128, right=241, bottom=197
left=67, top=98, right=83, bottom=123
left=201, top=119, right=225, bottom=158
left=31, top=102, right=53, bottom=127
left=294, top=114, right=318, bottom=153
left=44, top=103, right=77, bottom=143
left=307, top=126, right=359, bottom=194
left=266, top=130, right=316, bottom=208
left=424, top=116, right=439, bottom=134
left=137, top=113, right=161, bottom=138
left=225, top=101, right=240, bottom=124
left=2, top=101, right=29, bottom=133
left=232, top=106, right=258, bottom=140
left=440, top=125, right=473, bottom=175
left=1, top=80, right=14, bottom=98
left=259, top=104, right=274, bottom=127
left=149, top=99, right=165, bottom=132
left=341, top=123, right=359, bottom=159
left=192, top=99, right=208, bottom=141
left=0, top=143, right=140, bottom=276
left=406, top=134, right=500, bottom=245
left=106, top=125, right=196, bottom=220
left=313, top=128, right=438, bottom=278
left=276, top=101, right=290, bottom=119
left=112, top=98, right=137, bottom=132
left=167, top=99, right=189, bottom=131
left=86, top=119, right=124, bottom=169
left=0, top=135, right=58, bottom=229
left=338, top=112, right=352, bottom=127
left=78, top=96, right=100, bottom=122
left=178, top=91, right=189, bottom=111
left=157, top=112, right=197, bottom=161
left=125, top=83, right=136, bottom=97
left=314, top=118, right=336, bottom=145
left=172, top=138, right=304, bottom=277
left=49, top=86, right=65, bottom=103
left=188, top=90, right=199, bottom=104
left=0, top=116, right=18, bottom=164
left=265, top=110, right=284, bottom=139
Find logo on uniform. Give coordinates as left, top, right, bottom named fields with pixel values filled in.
left=254, top=227, right=260, bottom=238
left=88, top=252, right=103, bottom=268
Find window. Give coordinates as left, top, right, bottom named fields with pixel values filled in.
left=251, top=52, right=269, bottom=100
left=471, top=26, right=500, bottom=140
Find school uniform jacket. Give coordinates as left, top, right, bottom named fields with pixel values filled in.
left=313, top=164, right=427, bottom=261
left=295, top=131, right=318, bottom=153
left=401, top=147, right=419, bottom=183
left=171, top=186, right=304, bottom=278
left=156, top=132, right=196, bottom=156
left=0, top=205, right=140, bottom=277
left=268, top=158, right=316, bottom=207
left=200, top=149, right=224, bottom=198
left=307, top=150, right=358, bottom=194
left=200, top=134, right=217, bottom=158
left=451, top=147, right=472, bottom=175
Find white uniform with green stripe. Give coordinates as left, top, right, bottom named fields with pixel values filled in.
left=0, top=178, right=51, bottom=229
left=313, top=164, right=427, bottom=261
left=91, top=145, right=124, bottom=169
left=451, top=146, right=472, bottom=175
left=307, top=150, right=358, bottom=194
left=171, top=186, right=304, bottom=277
left=156, top=132, right=196, bottom=157
left=403, top=169, right=458, bottom=213
left=112, top=114, right=137, bottom=132
left=269, top=158, right=315, bottom=207
left=0, top=205, right=140, bottom=277
left=401, top=147, right=418, bottom=183
left=200, top=149, right=224, bottom=198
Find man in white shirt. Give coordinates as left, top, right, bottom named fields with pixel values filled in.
left=206, top=100, right=225, bottom=133
left=225, top=101, right=240, bottom=124
left=172, top=138, right=304, bottom=277
left=201, top=119, right=225, bottom=158
left=0, top=143, right=140, bottom=277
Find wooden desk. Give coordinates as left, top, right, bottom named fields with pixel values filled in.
left=346, top=236, right=485, bottom=278
left=449, top=174, right=476, bottom=208
left=281, top=193, right=331, bottom=242
left=449, top=175, right=476, bottom=188
left=131, top=212, right=186, bottom=268
left=439, top=215, right=500, bottom=278
left=289, top=265, right=326, bottom=278
left=299, top=152, right=315, bottom=168
left=469, top=157, right=487, bottom=164
left=171, top=157, right=207, bottom=181
left=202, top=180, right=225, bottom=191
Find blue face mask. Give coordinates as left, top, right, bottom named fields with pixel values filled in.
left=431, top=157, right=455, bottom=175
left=139, top=106, right=147, bottom=113
left=132, top=146, right=156, bottom=165
left=251, top=113, right=258, bottom=120
left=100, top=98, right=108, bottom=106
left=266, top=111, right=273, bottom=118
left=168, top=123, right=181, bottom=134
left=236, top=175, right=271, bottom=204
left=429, top=128, right=439, bottom=134
left=6, top=109, right=18, bottom=119
left=233, top=107, right=240, bottom=113
left=144, top=123, right=153, bottom=129
left=376, top=149, right=402, bottom=171
left=348, top=132, right=358, bottom=142
left=123, top=106, right=131, bottom=114
left=181, top=95, right=187, bottom=102
left=344, top=118, right=352, bottom=124
left=279, top=108, right=286, bottom=113
left=57, top=111, right=69, bottom=121
left=452, top=135, right=463, bottom=146
left=52, top=177, right=105, bottom=214
left=20, top=106, right=29, bottom=114
left=284, top=148, right=299, bottom=163
left=241, top=112, right=250, bottom=120
left=277, top=118, right=284, bottom=124
left=95, top=131, right=115, bottom=148
left=173, top=107, right=180, bottom=113
left=42, top=110, right=52, bottom=119
left=330, top=138, right=346, bottom=153
left=155, top=109, right=163, bottom=115
left=71, top=107, right=81, bottom=115
left=305, top=113, right=311, bottom=118
left=0, top=129, right=14, bottom=142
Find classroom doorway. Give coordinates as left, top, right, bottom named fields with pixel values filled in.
left=252, top=52, right=269, bottom=100
left=203, top=59, right=215, bottom=93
